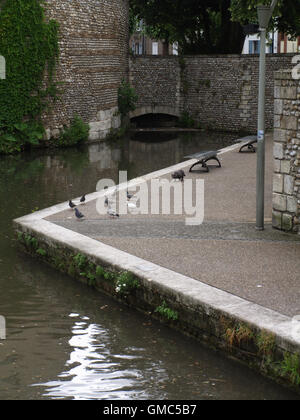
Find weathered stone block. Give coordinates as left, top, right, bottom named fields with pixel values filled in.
left=45, top=128, right=51, bottom=141
left=89, top=122, right=102, bottom=132
left=273, top=193, right=287, bottom=211
left=287, top=196, right=298, bottom=214
left=280, top=160, right=291, bottom=174
left=88, top=131, right=100, bottom=142
left=273, top=129, right=286, bottom=143
left=111, top=115, right=121, bottom=129
left=284, top=175, right=294, bottom=195
left=274, top=99, right=283, bottom=115
left=274, top=159, right=281, bottom=173
left=274, top=115, right=281, bottom=128
left=280, top=115, right=298, bottom=131
left=274, top=86, right=281, bottom=99
left=280, top=86, right=297, bottom=100
left=274, top=142, right=284, bottom=160
left=272, top=210, right=282, bottom=229
left=282, top=213, right=293, bottom=231
left=51, top=129, right=60, bottom=139
left=273, top=174, right=283, bottom=193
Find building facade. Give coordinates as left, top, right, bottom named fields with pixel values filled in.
left=243, top=32, right=279, bottom=54
left=243, top=32, right=300, bottom=55
left=277, top=34, right=300, bottom=53
left=130, top=33, right=178, bottom=56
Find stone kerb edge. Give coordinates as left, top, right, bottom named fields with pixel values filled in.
left=13, top=215, right=300, bottom=350
left=14, top=142, right=300, bottom=390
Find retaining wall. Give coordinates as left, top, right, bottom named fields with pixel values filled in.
left=129, top=54, right=295, bottom=133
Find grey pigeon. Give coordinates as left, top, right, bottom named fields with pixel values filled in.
left=127, top=191, right=134, bottom=200
left=80, top=194, right=86, bottom=204
left=69, top=200, right=76, bottom=209
left=172, top=170, right=185, bottom=182
left=107, top=208, right=119, bottom=218
left=74, top=207, right=85, bottom=220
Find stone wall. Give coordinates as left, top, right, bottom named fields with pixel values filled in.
left=129, top=56, right=181, bottom=119
left=43, top=0, right=129, bottom=141
left=129, top=54, right=295, bottom=133
left=273, top=70, right=300, bottom=233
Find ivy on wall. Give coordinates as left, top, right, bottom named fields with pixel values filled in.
left=0, top=0, right=59, bottom=154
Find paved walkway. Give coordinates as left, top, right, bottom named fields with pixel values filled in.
left=47, top=133, right=300, bottom=317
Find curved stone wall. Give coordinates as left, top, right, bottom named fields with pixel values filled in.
left=43, top=0, right=129, bottom=141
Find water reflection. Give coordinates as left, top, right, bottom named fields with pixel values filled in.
left=41, top=317, right=148, bottom=400
left=0, top=131, right=299, bottom=400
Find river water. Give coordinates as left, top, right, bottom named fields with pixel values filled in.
left=0, top=130, right=298, bottom=400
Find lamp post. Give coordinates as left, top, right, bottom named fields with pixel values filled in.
left=256, top=0, right=278, bottom=230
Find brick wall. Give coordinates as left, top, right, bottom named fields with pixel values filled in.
left=43, top=0, right=129, bottom=141
left=129, top=54, right=295, bottom=133
left=273, top=70, right=300, bottom=233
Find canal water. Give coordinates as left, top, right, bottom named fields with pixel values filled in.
left=0, top=130, right=299, bottom=400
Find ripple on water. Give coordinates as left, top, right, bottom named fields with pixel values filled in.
left=34, top=320, right=152, bottom=400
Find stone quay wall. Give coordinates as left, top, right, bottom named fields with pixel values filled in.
left=273, top=70, right=300, bottom=233
left=43, top=0, right=129, bottom=142
left=129, top=54, right=295, bottom=133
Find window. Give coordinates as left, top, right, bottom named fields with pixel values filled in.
left=152, top=42, right=158, bottom=55
left=172, top=42, right=179, bottom=56
left=249, top=40, right=260, bottom=54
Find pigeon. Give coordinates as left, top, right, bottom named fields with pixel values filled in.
left=127, top=191, right=134, bottom=200
left=107, top=208, right=119, bottom=218
left=69, top=200, right=76, bottom=209
left=172, top=169, right=186, bottom=182
left=74, top=207, right=85, bottom=220
left=80, top=194, right=86, bottom=204
left=104, top=196, right=109, bottom=207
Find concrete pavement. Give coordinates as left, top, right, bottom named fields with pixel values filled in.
left=15, top=131, right=300, bottom=391
left=46, top=132, right=300, bottom=318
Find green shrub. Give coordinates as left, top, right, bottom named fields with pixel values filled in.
left=115, top=271, right=140, bottom=295
left=280, top=353, right=300, bottom=386
left=36, top=248, right=47, bottom=257
left=118, top=80, right=138, bottom=120
left=0, top=0, right=59, bottom=154
left=178, top=111, right=195, bottom=128
left=57, top=115, right=89, bottom=147
left=155, top=301, right=178, bottom=321
left=73, top=253, right=87, bottom=270
left=0, top=121, right=45, bottom=154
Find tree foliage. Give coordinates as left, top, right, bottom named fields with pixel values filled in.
left=130, top=0, right=300, bottom=54
left=230, top=0, right=300, bottom=39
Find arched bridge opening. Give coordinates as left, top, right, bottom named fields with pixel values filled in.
left=130, top=106, right=180, bottom=129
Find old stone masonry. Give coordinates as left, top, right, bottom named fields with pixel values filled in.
left=41, top=1, right=297, bottom=141
left=273, top=70, right=300, bottom=233
left=40, top=1, right=300, bottom=238
left=42, top=0, right=129, bottom=141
